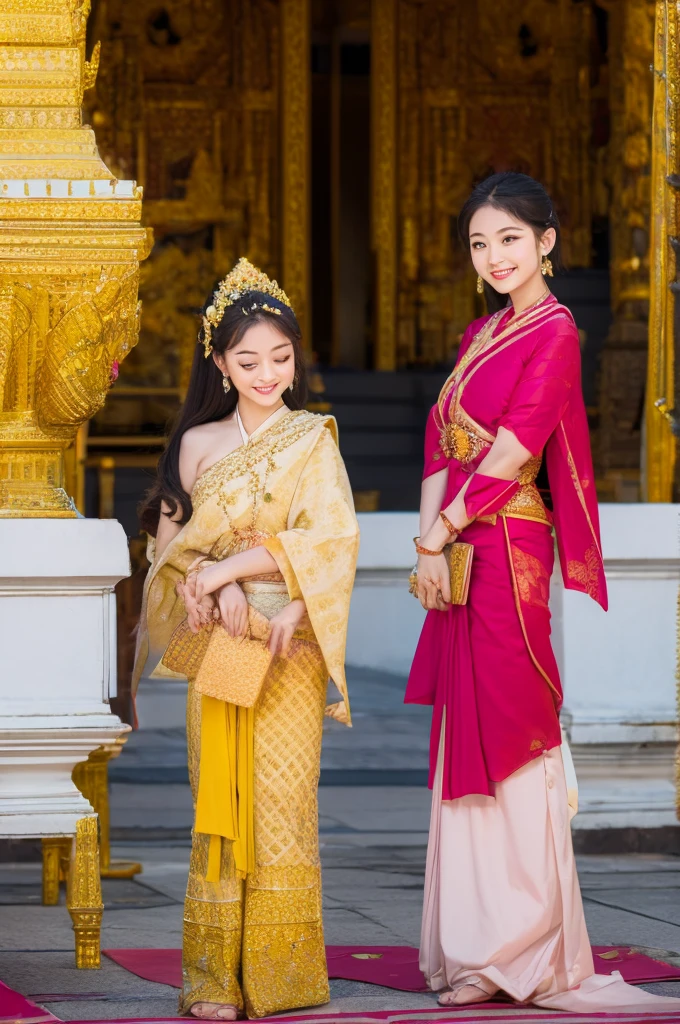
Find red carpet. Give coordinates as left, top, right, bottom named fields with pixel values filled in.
left=12, top=1011, right=680, bottom=1023
left=4, top=979, right=680, bottom=1024
left=103, top=944, right=680, bottom=992
left=0, top=979, right=59, bottom=1024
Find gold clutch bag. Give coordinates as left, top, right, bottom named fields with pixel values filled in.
left=193, top=605, right=273, bottom=707
left=162, top=619, right=213, bottom=678
left=444, top=542, right=474, bottom=605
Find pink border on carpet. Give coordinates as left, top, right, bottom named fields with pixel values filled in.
left=0, top=979, right=60, bottom=1024
left=22, top=1013, right=680, bottom=1023
left=103, top=944, right=680, bottom=993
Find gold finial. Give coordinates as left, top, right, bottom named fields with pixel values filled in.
left=202, top=257, right=292, bottom=357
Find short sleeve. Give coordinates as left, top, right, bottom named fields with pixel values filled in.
left=499, top=319, right=581, bottom=457
left=423, top=406, right=448, bottom=480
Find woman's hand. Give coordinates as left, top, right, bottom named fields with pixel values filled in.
left=216, top=582, right=249, bottom=638
left=416, top=553, right=451, bottom=611
left=194, top=560, right=234, bottom=601
left=176, top=579, right=217, bottom=634
left=267, top=599, right=307, bottom=658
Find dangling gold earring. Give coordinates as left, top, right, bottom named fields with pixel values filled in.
left=541, top=255, right=554, bottom=278
left=476, top=275, right=484, bottom=294
left=222, top=375, right=231, bottom=393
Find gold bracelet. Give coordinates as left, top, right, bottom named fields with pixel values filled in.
left=439, top=510, right=459, bottom=536
left=414, top=536, right=443, bottom=556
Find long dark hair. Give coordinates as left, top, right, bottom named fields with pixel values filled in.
left=139, top=290, right=308, bottom=535
left=458, top=172, right=563, bottom=314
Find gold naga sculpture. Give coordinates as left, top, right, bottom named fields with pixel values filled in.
left=0, top=0, right=150, bottom=518
left=0, top=0, right=149, bottom=968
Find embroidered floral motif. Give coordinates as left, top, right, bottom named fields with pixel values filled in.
left=511, top=544, right=551, bottom=608
left=567, top=543, right=601, bottom=599
left=501, top=483, right=551, bottom=526
left=192, top=411, right=319, bottom=510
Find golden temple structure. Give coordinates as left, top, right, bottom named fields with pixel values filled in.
left=0, top=0, right=679, bottom=516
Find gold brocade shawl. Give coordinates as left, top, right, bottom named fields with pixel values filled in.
left=132, top=409, right=360, bottom=726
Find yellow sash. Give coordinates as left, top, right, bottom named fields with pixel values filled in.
left=194, top=695, right=255, bottom=882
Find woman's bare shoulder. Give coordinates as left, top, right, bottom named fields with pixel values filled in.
left=181, top=417, right=234, bottom=451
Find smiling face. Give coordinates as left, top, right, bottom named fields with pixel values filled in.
left=468, top=204, right=555, bottom=299
left=213, top=318, right=296, bottom=409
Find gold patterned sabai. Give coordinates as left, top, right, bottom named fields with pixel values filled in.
left=0, top=0, right=150, bottom=517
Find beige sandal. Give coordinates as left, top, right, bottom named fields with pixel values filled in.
left=188, top=1003, right=240, bottom=1020
left=438, top=982, right=492, bottom=1006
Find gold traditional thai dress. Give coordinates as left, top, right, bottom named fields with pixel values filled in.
left=132, top=407, right=359, bottom=1018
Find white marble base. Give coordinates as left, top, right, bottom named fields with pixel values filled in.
left=0, top=519, right=131, bottom=838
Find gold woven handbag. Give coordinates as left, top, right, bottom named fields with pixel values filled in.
left=162, top=619, right=214, bottom=678
left=193, top=605, right=273, bottom=707
left=443, top=541, right=474, bottom=605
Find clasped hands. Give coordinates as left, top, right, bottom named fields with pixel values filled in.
left=176, top=558, right=305, bottom=657
left=415, top=513, right=463, bottom=612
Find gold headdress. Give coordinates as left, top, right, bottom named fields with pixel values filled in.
left=202, top=257, right=293, bottom=357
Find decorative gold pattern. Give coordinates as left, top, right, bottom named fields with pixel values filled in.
left=437, top=377, right=550, bottom=528
left=645, top=0, right=677, bottom=500
left=72, top=743, right=142, bottom=879
left=202, top=257, right=292, bottom=356
left=598, top=0, right=655, bottom=478
left=42, top=836, right=71, bottom=905
left=439, top=415, right=489, bottom=464
left=193, top=607, right=275, bottom=706
left=511, top=544, right=551, bottom=608
left=281, top=0, right=311, bottom=347
left=503, top=517, right=561, bottom=701
left=192, top=411, right=319, bottom=511
left=66, top=816, right=104, bottom=969
left=566, top=544, right=601, bottom=600
left=395, top=1, right=591, bottom=365
left=372, top=0, right=397, bottom=370
left=181, top=644, right=330, bottom=1019
left=0, top=0, right=148, bottom=517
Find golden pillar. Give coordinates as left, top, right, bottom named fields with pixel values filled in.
left=72, top=740, right=142, bottom=878
left=0, top=0, right=149, bottom=517
left=645, top=0, right=678, bottom=501
left=281, top=0, right=311, bottom=347
left=67, top=817, right=104, bottom=969
left=371, top=0, right=398, bottom=371
left=597, top=0, right=656, bottom=490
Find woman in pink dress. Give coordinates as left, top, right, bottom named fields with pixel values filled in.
left=405, top=171, right=680, bottom=1012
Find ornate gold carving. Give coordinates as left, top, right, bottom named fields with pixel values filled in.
left=66, top=816, right=104, bottom=970
left=371, top=0, right=397, bottom=370
left=608, top=0, right=656, bottom=314
left=0, top=0, right=149, bottom=517
left=281, top=0, right=311, bottom=347
left=41, top=835, right=71, bottom=905
left=645, top=0, right=677, bottom=501
left=83, top=0, right=283, bottom=403
left=72, top=741, right=142, bottom=879
left=597, top=0, right=655, bottom=481
left=394, top=1, right=591, bottom=367
left=440, top=420, right=487, bottom=464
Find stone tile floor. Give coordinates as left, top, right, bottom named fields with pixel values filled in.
left=4, top=815, right=680, bottom=1018
left=3, top=668, right=680, bottom=1018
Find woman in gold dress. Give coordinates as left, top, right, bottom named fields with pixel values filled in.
left=134, top=259, right=359, bottom=1020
